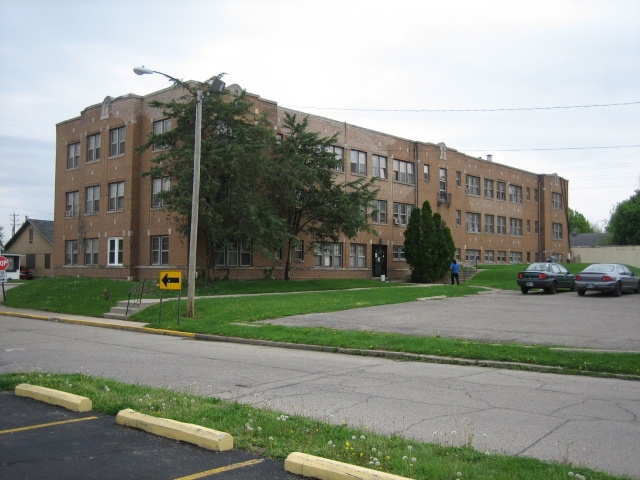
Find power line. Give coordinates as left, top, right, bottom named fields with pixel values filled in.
left=462, top=144, right=640, bottom=152
left=283, top=101, right=640, bottom=113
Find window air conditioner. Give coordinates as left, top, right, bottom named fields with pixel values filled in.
left=66, top=210, right=73, bottom=216
left=392, top=218, right=400, bottom=225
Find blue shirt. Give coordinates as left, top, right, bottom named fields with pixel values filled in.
left=450, top=262, right=459, bottom=274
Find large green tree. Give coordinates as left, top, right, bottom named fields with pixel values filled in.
left=264, top=113, right=379, bottom=280
left=140, top=76, right=282, bottom=280
left=606, top=189, right=640, bottom=245
left=568, top=209, right=595, bottom=234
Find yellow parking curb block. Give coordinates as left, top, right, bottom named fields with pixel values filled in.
left=285, top=452, right=412, bottom=480
left=15, top=384, right=92, bottom=412
left=116, top=408, right=233, bottom=451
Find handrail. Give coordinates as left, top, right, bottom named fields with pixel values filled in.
left=125, top=279, right=146, bottom=317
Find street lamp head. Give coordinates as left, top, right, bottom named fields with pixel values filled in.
left=133, top=66, right=154, bottom=75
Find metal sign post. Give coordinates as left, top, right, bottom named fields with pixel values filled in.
left=159, top=271, right=183, bottom=325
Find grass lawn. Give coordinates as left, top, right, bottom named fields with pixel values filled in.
left=0, top=372, right=627, bottom=480
left=2, top=265, right=639, bottom=377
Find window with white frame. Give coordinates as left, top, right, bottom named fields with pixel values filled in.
left=65, top=240, right=78, bottom=265
left=510, top=218, right=523, bottom=236
left=466, top=212, right=481, bottom=233
left=151, top=235, right=169, bottom=265
left=393, top=159, right=414, bottom=184
left=350, top=150, right=366, bottom=175
left=423, top=164, right=430, bottom=181
left=466, top=249, right=481, bottom=262
left=107, top=237, right=124, bottom=266
left=455, top=171, right=461, bottom=187
left=372, top=154, right=387, bottom=179
left=392, top=202, right=413, bottom=225
left=465, top=175, right=480, bottom=196
left=152, top=178, right=170, bottom=208
left=66, top=191, right=79, bottom=217
left=439, top=168, right=447, bottom=196
left=314, top=242, right=343, bottom=267
left=108, top=181, right=124, bottom=211
left=392, top=245, right=405, bottom=261
left=484, top=179, right=494, bottom=199
left=85, top=186, right=99, bottom=215
left=496, top=181, right=506, bottom=201
left=510, top=251, right=523, bottom=263
left=371, top=199, right=387, bottom=223
left=84, top=238, right=99, bottom=265
left=497, top=216, right=507, bottom=235
left=526, top=187, right=531, bottom=201
left=552, top=223, right=563, bottom=240
left=455, top=210, right=461, bottom=226
left=349, top=244, right=366, bottom=268
left=552, top=192, right=562, bottom=209
left=327, top=145, right=344, bottom=171
left=294, top=242, right=304, bottom=261
left=67, top=143, right=80, bottom=169
left=86, top=133, right=101, bottom=163
left=509, top=184, right=522, bottom=203
left=109, top=126, right=126, bottom=157
left=153, top=119, right=171, bottom=150
left=484, top=214, right=495, bottom=234
left=527, top=219, right=531, bottom=234
left=497, top=250, right=506, bottom=262
left=215, top=242, right=252, bottom=267
left=484, top=250, right=494, bottom=263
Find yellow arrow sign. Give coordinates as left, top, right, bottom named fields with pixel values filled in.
left=159, top=271, right=182, bottom=290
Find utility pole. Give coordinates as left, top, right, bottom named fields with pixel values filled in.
left=9, top=213, right=19, bottom=236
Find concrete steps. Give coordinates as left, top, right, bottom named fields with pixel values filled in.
left=103, top=300, right=155, bottom=320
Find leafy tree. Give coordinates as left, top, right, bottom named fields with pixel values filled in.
left=568, top=209, right=595, bottom=234
left=140, top=75, right=282, bottom=280
left=404, top=201, right=454, bottom=282
left=606, top=189, right=640, bottom=245
left=264, top=113, right=379, bottom=280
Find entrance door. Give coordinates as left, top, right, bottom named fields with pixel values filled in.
left=372, top=245, right=387, bottom=277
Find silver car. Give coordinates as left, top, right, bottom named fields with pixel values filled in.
left=575, top=263, right=640, bottom=296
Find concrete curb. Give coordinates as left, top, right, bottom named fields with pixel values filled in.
left=116, top=408, right=233, bottom=451
left=15, top=383, right=92, bottom=412
left=285, top=452, right=411, bottom=480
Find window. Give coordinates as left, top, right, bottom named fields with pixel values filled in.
left=527, top=220, right=531, bottom=234
left=392, top=159, right=414, bottom=184
left=466, top=212, right=481, bottom=233
left=67, top=143, right=80, bottom=169
left=423, top=164, right=430, bottom=181
left=66, top=191, right=79, bottom=217
left=466, top=249, right=480, bottom=262
left=327, top=146, right=344, bottom=171
left=84, top=238, right=99, bottom=265
left=85, top=186, right=100, bottom=215
left=484, top=214, right=495, bottom=234
left=552, top=192, right=562, bottom=209
left=510, top=218, right=523, bottom=236
left=107, top=237, right=123, bottom=266
left=151, top=236, right=169, bottom=265
left=485, top=250, right=494, bottom=263
left=497, top=216, right=507, bottom=235
left=215, top=242, right=252, bottom=267
left=510, top=251, right=523, bottom=263
left=509, top=185, right=522, bottom=204
left=108, top=181, right=124, bottom=211
left=534, top=189, right=539, bottom=202
left=87, top=133, right=101, bottom=163
left=465, top=175, right=480, bottom=196
left=65, top=240, right=78, bottom=265
left=497, top=250, right=506, bottom=263
left=152, top=178, right=170, bottom=208
left=526, top=187, right=531, bottom=201
left=153, top=119, right=171, bottom=150
left=455, top=248, right=461, bottom=261
left=535, top=221, right=539, bottom=233
left=372, top=155, right=387, bottom=179
left=109, top=126, right=126, bottom=157
left=350, top=150, right=366, bottom=175
left=314, top=242, right=343, bottom=267
left=455, top=171, right=461, bottom=188
left=29, top=228, right=33, bottom=243
left=371, top=199, right=387, bottom=223
left=392, top=245, right=405, bottom=261
left=294, top=242, right=304, bottom=261
left=552, top=223, right=563, bottom=240
left=455, top=210, right=461, bottom=226
left=438, top=168, right=448, bottom=203
left=349, top=244, right=366, bottom=268
left=484, top=179, right=494, bottom=199
left=496, top=181, right=506, bottom=201
left=392, top=202, right=413, bottom=225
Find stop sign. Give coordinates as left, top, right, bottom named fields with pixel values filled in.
left=0, top=256, right=8, bottom=271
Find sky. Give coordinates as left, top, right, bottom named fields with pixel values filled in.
left=1, top=0, right=639, bottom=243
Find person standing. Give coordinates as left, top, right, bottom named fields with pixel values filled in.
left=450, top=259, right=460, bottom=285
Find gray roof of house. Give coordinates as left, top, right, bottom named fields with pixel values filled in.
left=4, top=219, right=54, bottom=249
left=570, top=233, right=607, bottom=247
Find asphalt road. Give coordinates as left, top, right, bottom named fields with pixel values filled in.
left=1, top=289, right=639, bottom=478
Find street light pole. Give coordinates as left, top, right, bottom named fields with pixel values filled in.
left=133, top=67, right=220, bottom=317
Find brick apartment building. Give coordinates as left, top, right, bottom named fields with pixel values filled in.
left=53, top=83, right=570, bottom=281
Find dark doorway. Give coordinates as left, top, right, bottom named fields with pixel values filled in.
left=372, top=245, right=387, bottom=278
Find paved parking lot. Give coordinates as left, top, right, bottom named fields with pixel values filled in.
left=0, top=392, right=298, bottom=480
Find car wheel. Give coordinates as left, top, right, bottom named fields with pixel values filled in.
left=521, top=287, right=529, bottom=294
left=612, top=282, right=622, bottom=297
left=547, top=282, right=557, bottom=294
left=577, top=289, right=585, bottom=296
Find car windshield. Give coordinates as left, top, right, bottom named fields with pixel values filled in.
left=526, top=263, right=550, bottom=272
left=583, top=264, right=614, bottom=273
